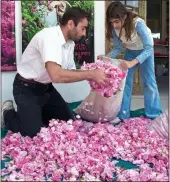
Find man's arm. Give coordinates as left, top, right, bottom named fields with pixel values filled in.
left=46, top=61, right=106, bottom=85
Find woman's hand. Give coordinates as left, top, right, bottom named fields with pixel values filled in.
left=97, top=54, right=111, bottom=61
left=120, top=59, right=139, bottom=70
left=97, top=55, right=105, bottom=60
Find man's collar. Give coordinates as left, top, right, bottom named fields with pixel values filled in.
left=57, top=25, right=66, bottom=46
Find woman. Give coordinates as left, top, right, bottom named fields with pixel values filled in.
left=98, top=1, right=162, bottom=120
left=37, top=0, right=71, bottom=27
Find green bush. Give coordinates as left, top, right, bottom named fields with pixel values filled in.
left=68, top=1, right=94, bottom=29
left=21, top=1, right=94, bottom=69
left=21, top=1, right=47, bottom=51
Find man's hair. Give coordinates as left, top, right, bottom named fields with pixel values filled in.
left=60, top=7, right=91, bottom=26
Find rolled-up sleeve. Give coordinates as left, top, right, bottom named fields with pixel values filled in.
left=135, top=20, right=154, bottom=64
left=108, top=29, right=122, bottom=58
left=37, top=33, right=62, bottom=66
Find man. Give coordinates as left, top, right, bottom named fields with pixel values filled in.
left=2, top=7, right=107, bottom=138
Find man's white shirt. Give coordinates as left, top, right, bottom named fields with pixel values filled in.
left=17, top=26, right=76, bottom=83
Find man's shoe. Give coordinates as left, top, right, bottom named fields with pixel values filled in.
left=1, top=100, right=14, bottom=128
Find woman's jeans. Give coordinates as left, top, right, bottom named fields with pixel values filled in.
left=118, top=49, right=162, bottom=119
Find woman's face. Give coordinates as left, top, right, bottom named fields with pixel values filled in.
left=110, top=15, right=126, bottom=30
left=110, top=18, right=123, bottom=30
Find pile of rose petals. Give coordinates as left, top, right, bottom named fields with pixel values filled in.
left=1, top=117, right=168, bottom=181
left=1, top=1, right=16, bottom=64
left=81, top=61, right=126, bottom=97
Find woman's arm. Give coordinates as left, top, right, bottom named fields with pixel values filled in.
left=108, top=29, right=123, bottom=58
left=135, top=19, right=154, bottom=64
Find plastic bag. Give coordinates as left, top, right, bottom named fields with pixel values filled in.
left=74, top=58, right=127, bottom=122
left=147, top=109, right=168, bottom=140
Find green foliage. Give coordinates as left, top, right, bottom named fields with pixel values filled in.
left=68, top=1, right=94, bottom=29
left=68, top=1, right=94, bottom=11
left=21, top=1, right=94, bottom=68
left=21, top=1, right=47, bottom=51
left=21, top=0, right=94, bottom=49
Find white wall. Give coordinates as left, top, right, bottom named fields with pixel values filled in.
left=94, top=1, right=105, bottom=60
left=2, top=1, right=105, bottom=103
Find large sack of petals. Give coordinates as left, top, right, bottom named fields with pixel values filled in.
left=1, top=117, right=168, bottom=181
left=147, top=109, right=168, bottom=140
left=74, top=58, right=127, bottom=122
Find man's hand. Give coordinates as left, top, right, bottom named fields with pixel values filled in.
left=91, top=69, right=107, bottom=86
left=120, top=59, right=139, bottom=70
left=46, top=61, right=107, bottom=84
left=48, top=1, right=62, bottom=10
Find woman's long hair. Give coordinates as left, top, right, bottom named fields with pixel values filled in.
left=106, top=1, right=138, bottom=41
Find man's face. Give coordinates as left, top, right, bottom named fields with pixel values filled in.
left=68, top=18, right=88, bottom=41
